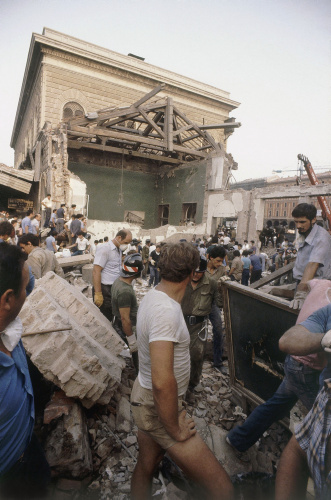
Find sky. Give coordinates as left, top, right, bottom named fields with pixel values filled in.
left=0, top=0, right=330, bottom=182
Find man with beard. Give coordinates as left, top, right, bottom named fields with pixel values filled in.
left=291, top=203, right=331, bottom=309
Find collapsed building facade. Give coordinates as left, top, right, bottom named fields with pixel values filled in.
left=9, top=27, right=240, bottom=233
left=7, top=27, right=331, bottom=243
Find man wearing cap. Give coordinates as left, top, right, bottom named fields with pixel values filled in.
left=111, top=253, right=143, bottom=373
left=181, top=256, right=221, bottom=391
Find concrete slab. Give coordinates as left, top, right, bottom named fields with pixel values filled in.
left=56, top=254, right=94, bottom=268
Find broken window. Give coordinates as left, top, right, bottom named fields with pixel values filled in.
left=63, top=102, right=84, bottom=120
left=181, top=203, right=197, bottom=224
left=158, top=204, right=169, bottom=226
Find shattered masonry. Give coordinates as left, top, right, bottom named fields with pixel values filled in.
left=20, top=272, right=126, bottom=408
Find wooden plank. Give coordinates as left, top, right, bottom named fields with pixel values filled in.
left=68, top=125, right=207, bottom=158
left=138, top=107, right=165, bottom=139
left=67, top=140, right=181, bottom=164
left=249, top=261, right=295, bottom=289
left=166, top=97, right=173, bottom=152
left=133, top=83, right=166, bottom=108
left=173, top=123, right=195, bottom=136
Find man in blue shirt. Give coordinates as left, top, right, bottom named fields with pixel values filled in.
left=249, top=250, right=262, bottom=283
left=21, top=209, right=34, bottom=234
left=0, top=243, right=50, bottom=497
left=291, top=203, right=331, bottom=309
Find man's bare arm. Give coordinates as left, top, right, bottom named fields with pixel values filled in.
left=279, top=324, right=324, bottom=355
left=119, top=307, right=134, bottom=337
left=92, top=265, right=103, bottom=293
left=150, top=341, right=196, bottom=442
left=275, top=436, right=309, bottom=500
left=297, top=262, right=320, bottom=291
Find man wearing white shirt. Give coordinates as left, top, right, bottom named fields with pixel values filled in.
left=93, top=229, right=132, bottom=322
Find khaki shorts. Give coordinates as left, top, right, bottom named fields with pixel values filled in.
left=131, top=378, right=185, bottom=450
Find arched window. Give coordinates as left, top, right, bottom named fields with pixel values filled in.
left=62, top=102, right=84, bottom=120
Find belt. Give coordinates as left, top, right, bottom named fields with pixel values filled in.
left=184, top=315, right=206, bottom=326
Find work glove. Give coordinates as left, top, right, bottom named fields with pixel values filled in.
left=289, top=290, right=308, bottom=310
left=150, top=259, right=155, bottom=266
left=127, top=334, right=138, bottom=353
left=94, top=292, right=104, bottom=308
left=321, top=330, right=331, bottom=353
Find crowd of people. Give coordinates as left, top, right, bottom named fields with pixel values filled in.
left=0, top=202, right=331, bottom=499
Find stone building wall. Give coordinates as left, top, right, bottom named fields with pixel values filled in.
left=12, top=28, right=239, bottom=168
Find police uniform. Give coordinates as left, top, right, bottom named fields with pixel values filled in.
left=181, top=274, right=219, bottom=390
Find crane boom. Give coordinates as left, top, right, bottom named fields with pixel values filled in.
left=297, top=154, right=331, bottom=230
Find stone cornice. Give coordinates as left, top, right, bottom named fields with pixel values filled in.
left=41, top=28, right=239, bottom=109
left=11, top=27, right=240, bottom=148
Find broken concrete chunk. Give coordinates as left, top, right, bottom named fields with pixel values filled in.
left=82, top=264, right=93, bottom=285
left=45, top=401, right=93, bottom=478
left=20, top=272, right=126, bottom=408
left=56, top=254, right=94, bottom=268
left=115, top=397, right=132, bottom=433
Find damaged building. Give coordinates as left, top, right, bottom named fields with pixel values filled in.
left=9, top=27, right=240, bottom=231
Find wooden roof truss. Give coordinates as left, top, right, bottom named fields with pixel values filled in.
left=65, top=84, right=222, bottom=164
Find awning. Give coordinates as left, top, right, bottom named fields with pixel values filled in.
left=0, top=165, right=34, bottom=194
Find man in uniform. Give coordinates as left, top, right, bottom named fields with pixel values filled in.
left=93, top=229, right=132, bottom=322
left=130, top=242, right=233, bottom=500
left=181, top=256, right=220, bottom=391
left=206, top=245, right=227, bottom=372
left=111, top=253, right=143, bottom=373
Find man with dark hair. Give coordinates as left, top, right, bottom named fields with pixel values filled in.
left=93, top=229, right=132, bottom=321
left=31, top=213, right=41, bottom=237
left=68, top=231, right=90, bottom=256
left=290, top=203, right=331, bottom=309
left=249, top=249, right=262, bottom=283
left=41, top=193, right=52, bottom=227
left=131, top=243, right=233, bottom=500
left=141, top=239, right=151, bottom=279
left=0, top=243, right=50, bottom=497
left=182, top=255, right=220, bottom=389
left=148, top=244, right=161, bottom=287
left=70, top=214, right=83, bottom=244
left=228, top=249, right=243, bottom=282
left=56, top=204, right=66, bottom=234
left=0, top=221, right=15, bottom=243
left=112, top=253, right=143, bottom=373
left=19, top=234, right=64, bottom=279
left=21, top=210, right=34, bottom=235
left=206, top=246, right=227, bottom=372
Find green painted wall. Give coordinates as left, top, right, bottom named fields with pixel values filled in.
left=158, top=160, right=207, bottom=225
left=69, top=160, right=207, bottom=228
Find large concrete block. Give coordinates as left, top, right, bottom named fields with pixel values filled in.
left=20, top=272, right=126, bottom=408
left=57, top=254, right=94, bottom=268
left=82, top=264, right=93, bottom=285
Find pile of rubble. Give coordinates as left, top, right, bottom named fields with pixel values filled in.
left=18, top=272, right=294, bottom=500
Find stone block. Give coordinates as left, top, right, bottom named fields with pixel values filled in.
left=20, top=272, right=126, bottom=408
left=57, top=254, right=94, bottom=268
left=45, top=401, right=92, bottom=479
left=82, top=264, right=93, bottom=285
left=115, top=397, right=132, bottom=433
